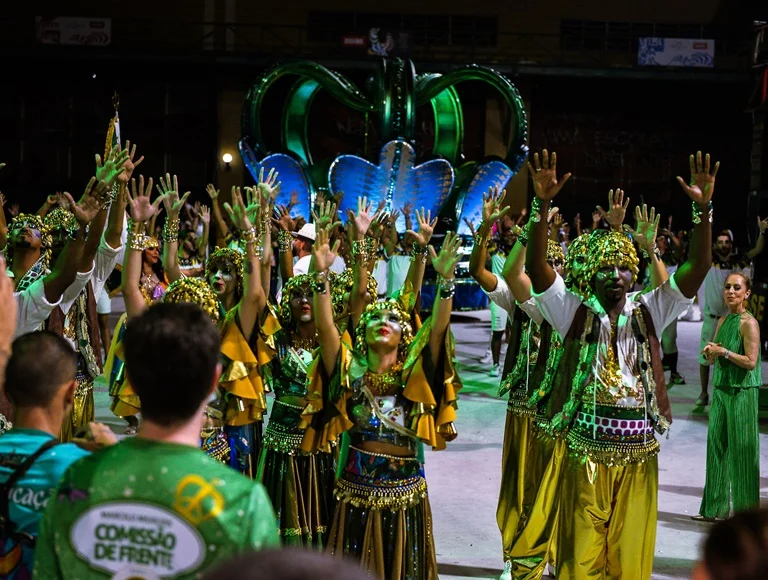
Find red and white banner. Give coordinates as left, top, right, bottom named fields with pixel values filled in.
left=35, top=17, right=112, bottom=46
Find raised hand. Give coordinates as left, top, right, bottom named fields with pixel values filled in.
left=126, top=176, right=160, bottom=223
left=206, top=184, right=219, bottom=201
left=272, top=204, right=296, bottom=231
left=482, top=186, right=511, bottom=224
left=547, top=206, right=560, bottom=223
left=401, top=201, right=413, bottom=220
left=527, top=149, right=572, bottom=201
left=223, top=188, right=253, bottom=232
left=157, top=174, right=191, bottom=219
left=69, top=178, right=108, bottom=226
left=200, top=205, right=211, bottom=225
left=758, top=216, right=768, bottom=234
left=676, top=151, right=719, bottom=206
left=57, top=192, right=72, bottom=211
left=350, top=196, right=377, bottom=237
left=193, top=201, right=201, bottom=217
left=7, top=204, right=18, bottom=218
left=311, top=224, right=340, bottom=272
left=116, top=140, right=144, bottom=185
left=592, top=209, right=602, bottom=227
left=430, top=231, right=462, bottom=279
left=462, top=218, right=477, bottom=238
left=46, top=193, right=58, bottom=206
left=407, top=208, right=438, bottom=247
left=95, top=147, right=129, bottom=186
left=311, top=199, right=338, bottom=231
left=596, top=188, right=630, bottom=230
left=256, top=167, right=281, bottom=202
left=625, top=204, right=660, bottom=255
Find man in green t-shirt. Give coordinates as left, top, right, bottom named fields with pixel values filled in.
left=34, top=303, right=279, bottom=579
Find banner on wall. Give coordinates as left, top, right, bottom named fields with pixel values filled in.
left=638, top=37, right=715, bottom=68
left=35, top=17, right=112, bottom=46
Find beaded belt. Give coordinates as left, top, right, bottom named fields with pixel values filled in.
left=507, top=387, right=535, bottom=417
left=335, top=446, right=427, bottom=510
left=263, top=400, right=306, bottom=455
left=568, top=404, right=659, bottom=466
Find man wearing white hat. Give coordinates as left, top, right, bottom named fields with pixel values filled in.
left=289, top=223, right=315, bottom=276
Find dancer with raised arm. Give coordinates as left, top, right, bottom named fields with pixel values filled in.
left=301, top=224, right=462, bottom=579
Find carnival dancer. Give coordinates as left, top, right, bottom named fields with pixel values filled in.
left=507, top=202, right=665, bottom=580
left=255, top=199, right=340, bottom=546
left=4, top=173, right=118, bottom=427
left=525, top=149, right=714, bottom=579
left=163, top=175, right=278, bottom=475
left=120, top=174, right=272, bottom=472
left=300, top=224, right=462, bottom=579
left=43, top=144, right=135, bottom=441
left=695, top=272, right=762, bottom=520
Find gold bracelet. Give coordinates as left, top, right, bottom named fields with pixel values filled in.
left=242, top=226, right=258, bottom=245
left=277, top=230, right=292, bottom=252
left=127, top=232, right=148, bottom=252
left=128, top=219, right=147, bottom=236
left=162, top=217, right=180, bottom=243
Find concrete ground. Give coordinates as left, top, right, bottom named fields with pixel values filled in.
left=92, top=302, right=768, bottom=579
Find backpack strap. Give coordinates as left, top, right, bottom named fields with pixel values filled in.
left=0, top=438, right=59, bottom=539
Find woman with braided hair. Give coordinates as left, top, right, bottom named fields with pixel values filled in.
left=300, top=224, right=462, bottom=579
left=255, top=273, right=336, bottom=547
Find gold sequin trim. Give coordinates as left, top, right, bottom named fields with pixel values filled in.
left=334, top=476, right=428, bottom=511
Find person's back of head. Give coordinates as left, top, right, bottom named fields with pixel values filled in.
left=4, top=330, right=77, bottom=410
left=693, top=508, right=768, bottom=580
left=201, top=549, right=369, bottom=580
left=123, top=302, right=221, bottom=427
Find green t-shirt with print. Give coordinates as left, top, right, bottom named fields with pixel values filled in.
left=33, top=437, right=278, bottom=579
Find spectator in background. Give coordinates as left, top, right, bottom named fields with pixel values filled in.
left=34, top=303, right=278, bottom=579
left=692, top=508, right=768, bottom=580
left=0, top=331, right=116, bottom=579
left=697, top=222, right=766, bottom=407
left=202, top=549, right=369, bottom=580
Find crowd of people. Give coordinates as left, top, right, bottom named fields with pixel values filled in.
left=0, top=143, right=764, bottom=580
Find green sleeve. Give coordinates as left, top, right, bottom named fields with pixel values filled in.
left=32, top=495, right=64, bottom=579
left=244, top=484, right=280, bottom=549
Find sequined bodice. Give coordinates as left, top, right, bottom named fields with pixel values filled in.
left=348, top=378, right=417, bottom=451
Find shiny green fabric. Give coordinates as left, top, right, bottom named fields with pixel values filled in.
left=33, top=438, right=279, bottom=578
left=712, top=313, right=762, bottom=388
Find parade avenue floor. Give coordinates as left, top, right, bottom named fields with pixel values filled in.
left=93, top=305, right=768, bottom=580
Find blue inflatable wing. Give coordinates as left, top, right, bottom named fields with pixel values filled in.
left=456, top=161, right=515, bottom=237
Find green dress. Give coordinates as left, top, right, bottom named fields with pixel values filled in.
left=33, top=437, right=279, bottom=579
left=699, top=312, right=762, bottom=518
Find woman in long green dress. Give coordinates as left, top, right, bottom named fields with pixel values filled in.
left=696, top=272, right=762, bottom=521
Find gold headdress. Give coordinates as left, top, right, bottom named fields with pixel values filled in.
left=564, top=233, right=590, bottom=292
left=143, top=236, right=160, bottom=251
left=205, top=247, right=244, bottom=296
left=354, top=299, right=413, bottom=360
left=546, top=239, right=565, bottom=267
left=583, top=229, right=639, bottom=286
left=6, top=213, right=52, bottom=271
left=162, top=277, right=220, bottom=323
left=43, top=207, right=78, bottom=237
left=278, top=274, right=314, bottom=326
left=331, top=268, right=378, bottom=320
